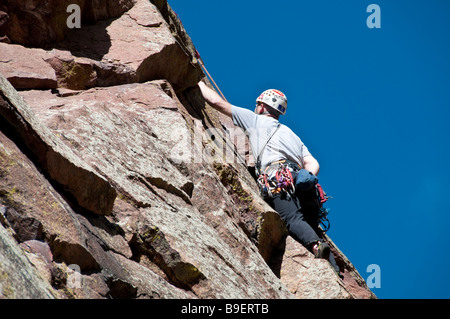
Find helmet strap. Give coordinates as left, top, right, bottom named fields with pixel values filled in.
left=261, top=106, right=280, bottom=119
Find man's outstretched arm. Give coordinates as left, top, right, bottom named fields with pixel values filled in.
left=198, top=81, right=232, bottom=118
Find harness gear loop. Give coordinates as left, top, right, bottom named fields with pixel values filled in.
left=275, top=162, right=296, bottom=195
left=253, top=123, right=282, bottom=198
left=317, top=183, right=331, bottom=204
left=256, top=160, right=297, bottom=199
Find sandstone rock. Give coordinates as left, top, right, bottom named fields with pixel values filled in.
left=0, top=223, right=56, bottom=298
left=0, top=11, right=9, bottom=42
left=0, top=43, right=96, bottom=91
left=278, top=236, right=351, bottom=299
left=57, top=0, right=202, bottom=91
left=44, top=49, right=97, bottom=90
left=0, top=0, right=375, bottom=300
left=1, top=0, right=201, bottom=92
left=20, top=240, right=54, bottom=284
left=0, top=126, right=124, bottom=274
left=323, top=233, right=377, bottom=299
left=0, top=43, right=57, bottom=89
left=20, top=240, right=53, bottom=264
left=211, top=162, right=287, bottom=261
left=19, top=80, right=294, bottom=298
left=19, top=81, right=194, bottom=207
left=102, top=250, right=194, bottom=299
left=0, top=73, right=117, bottom=216
left=0, top=0, right=135, bottom=47
left=130, top=222, right=206, bottom=289
left=0, top=120, right=189, bottom=299
left=2, top=206, right=43, bottom=242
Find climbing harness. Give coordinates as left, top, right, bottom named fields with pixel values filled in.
left=275, top=163, right=296, bottom=194
left=258, top=159, right=333, bottom=232
left=257, top=160, right=297, bottom=199
left=254, top=123, right=285, bottom=198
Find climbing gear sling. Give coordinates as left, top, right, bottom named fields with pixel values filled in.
left=255, top=123, right=281, bottom=176
left=257, top=160, right=297, bottom=199
left=316, top=183, right=332, bottom=232
left=258, top=159, right=333, bottom=232
left=254, top=123, right=300, bottom=199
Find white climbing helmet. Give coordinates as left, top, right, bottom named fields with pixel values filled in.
left=256, top=89, right=288, bottom=115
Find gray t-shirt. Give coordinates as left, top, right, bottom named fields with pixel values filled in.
left=231, top=105, right=311, bottom=173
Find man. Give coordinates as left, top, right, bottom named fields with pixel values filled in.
left=198, top=81, right=336, bottom=265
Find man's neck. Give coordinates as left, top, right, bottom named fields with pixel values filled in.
left=262, top=113, right=278, bottom=120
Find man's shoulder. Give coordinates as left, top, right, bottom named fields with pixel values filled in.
left=232, top=105, right=255, bottom=117
left=279, top=122, right=297, bottom=134
left=231, top=105, right=259, bottom=130
left=279, top=123, right=302, bottom=141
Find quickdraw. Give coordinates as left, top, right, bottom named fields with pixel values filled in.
left=257, top=161, right=296, bottom=198
left=316, top=183, right=332, bottom=232
left=275, top=163, right=295, bottom=195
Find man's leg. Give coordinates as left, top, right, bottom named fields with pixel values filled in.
left=269, top=195, right=341, bottom=274
left=267, top=195, right=322, bottom=249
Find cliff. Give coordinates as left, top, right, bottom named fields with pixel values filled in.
left=0, top=0, right=375, bottom=299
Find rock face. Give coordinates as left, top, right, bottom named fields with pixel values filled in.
left=0, top=0, right=375, bottom=299
left=0, top=0, right=135, bottom=47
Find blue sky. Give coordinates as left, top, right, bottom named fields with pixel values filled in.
left=169, top=0, right=450, bottom=299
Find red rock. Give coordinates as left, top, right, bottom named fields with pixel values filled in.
left=0, top=73, right=117, bottom=216
left=0, top=43, right=57, bottom=89
left=44, top=49, right=96, bottom=90
left=0, top=0, right=375, bottom=300
left=20, top=240, right=53, bottom=264
left=0, top=223, right=57, bottom=298
left=0, top=0, right=135, bottom=47
left=278, top=236, right=351, bottom=299
left=2, top=207, right=43, bottom=242
left=57, top=0, right=202, bottom=91
left=18, top=80, right=293, bottom=298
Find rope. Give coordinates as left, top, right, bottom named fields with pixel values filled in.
left=194, top=49, right=250, bottom=166
left=174, top=12, right=226, bottom=101
left=195, top=50, right=228, bottom=102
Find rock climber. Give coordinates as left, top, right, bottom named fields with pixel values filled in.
left=197, top=81, right=339, bottom=271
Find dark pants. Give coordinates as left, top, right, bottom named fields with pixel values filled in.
left=267, top=194, right=340, bottom=273
left=267, top=194, right=321, bottom=248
